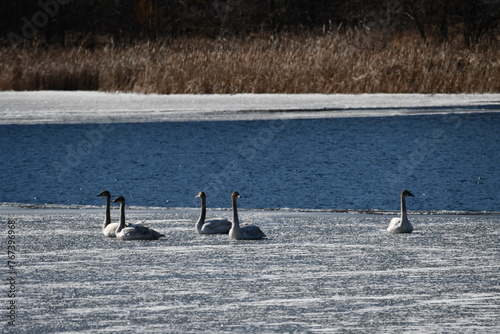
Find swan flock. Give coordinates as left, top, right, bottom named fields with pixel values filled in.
left=98, top=189, right=416, bottom=240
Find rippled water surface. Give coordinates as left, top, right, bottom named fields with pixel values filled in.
left=1, top=207, right=499, bottom=333
left=1, top=112, right=499, bottom=211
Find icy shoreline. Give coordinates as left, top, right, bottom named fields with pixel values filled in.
left=1, top=91, right=500, bottom=124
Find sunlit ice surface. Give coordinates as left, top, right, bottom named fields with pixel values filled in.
left=1, top=206, right=499, bottom=333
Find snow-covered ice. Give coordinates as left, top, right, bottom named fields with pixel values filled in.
left=1, top=91, right=500, bottom=124
left=1, top=206, right=499, bottom=333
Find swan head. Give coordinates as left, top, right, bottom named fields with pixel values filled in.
left=232, top=191, right=241, bottom=199
left=112, top=196, right=126, bottom=204
left=97, top=190, right=110, bottom=197
left=195, top=192, right=206, bottom=199
left=402, top=190, right=415, bottom=198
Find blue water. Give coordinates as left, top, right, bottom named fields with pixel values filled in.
left=1, top=112, right=499, bottom=211
left=1, top=108, right=500, bottom=333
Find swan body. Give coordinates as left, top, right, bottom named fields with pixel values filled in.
left=97, top=190, right=119, bottom=238
left=387, top=190, right=415, bottom=234
left=112, top=196, right=164, bottom=240
left=229, top=191, right=266, bottom=240
left=195, top=192, right=232, bottom=234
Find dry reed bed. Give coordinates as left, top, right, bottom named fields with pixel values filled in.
left=1, top=34, right=499, bottom=94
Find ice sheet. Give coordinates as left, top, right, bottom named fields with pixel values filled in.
left=1, top=91, right=500, bottom=124
left=1, top=206, right=499, bottom=333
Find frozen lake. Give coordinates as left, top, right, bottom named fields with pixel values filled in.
left=1, top=92, right=499, bottom=332
left=1, top=206, right=499, bottom=333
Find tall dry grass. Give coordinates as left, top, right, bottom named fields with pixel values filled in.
left=1, top=33, right=499, bottom=94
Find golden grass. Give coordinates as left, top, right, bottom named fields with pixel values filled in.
left=1, top=33, right=499, bottom=94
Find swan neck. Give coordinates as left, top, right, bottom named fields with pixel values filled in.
left=196, top=197, right=206, bottom=231
left=400, top=194, right=408, bottom=220
left=117, top=203, right=126, bottom=233
left=232, top=197, right=240, bottom=227
left=103, top=196, right=111, bottom=229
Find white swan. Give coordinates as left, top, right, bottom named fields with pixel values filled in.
left=112, top=196, right=164, bottom=240
left=387, top=190, right=415, bottom=234
left=229, top=191, right=266, bottom=240
left=195, top=192, right=232, bottom=234
left=97, top=190, right=120, bottom=238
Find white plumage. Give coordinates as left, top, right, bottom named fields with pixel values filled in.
left=229, top=191, right=266, bottom=240
left=112, top=196, right=164, bottom=240
left=195, top=192, right=232, bottom=234
left=387, top=190, right=415, bottom=234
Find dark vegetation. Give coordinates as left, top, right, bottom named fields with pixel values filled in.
left=1, top=1, right=499, bottom=93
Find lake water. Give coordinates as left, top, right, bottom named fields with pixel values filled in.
left=0, top=112, right=499, bottom=212
left=1, top=93, right=499, bottom=333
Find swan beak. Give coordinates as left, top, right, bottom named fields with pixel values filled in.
left=408, top=192, right=415, bottom=197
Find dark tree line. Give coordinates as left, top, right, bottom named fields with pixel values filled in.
left=1, top=0, right=499, bottom=47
